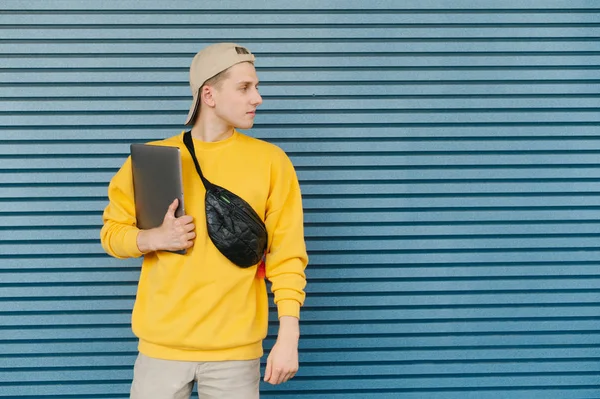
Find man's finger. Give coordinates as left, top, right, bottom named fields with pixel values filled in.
left=165, top=198, right=179, bottom=218
left=285, top=372, right=295, bottom=383
left=281, top=370, right=292, bottom=384
left=179, top=217, right=195, bottom=228
left=268, top=368, right=282, bottom=385
left=273, top=368, right=284, bottom=385
left=264, top=358, right=272, bottom=382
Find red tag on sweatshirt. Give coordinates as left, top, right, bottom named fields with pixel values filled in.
left=256, top=256, right=266, bottom=279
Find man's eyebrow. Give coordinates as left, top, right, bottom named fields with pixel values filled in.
left=237, top=80, right=260, bottom=85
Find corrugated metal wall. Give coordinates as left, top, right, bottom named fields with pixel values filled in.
left=2, top=1, right=600, bottom=398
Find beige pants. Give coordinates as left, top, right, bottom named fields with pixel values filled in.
left=130, top=353, right=260, bottom=399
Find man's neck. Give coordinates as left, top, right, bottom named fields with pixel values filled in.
left=190, top=118, right=234, bottom=143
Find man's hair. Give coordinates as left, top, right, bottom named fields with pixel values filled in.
left=203, top=69, right=230, bottom=89
left=202, top=60, right=253, bottom=90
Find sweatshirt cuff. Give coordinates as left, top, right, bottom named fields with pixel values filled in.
left=125, top=228, right=144, bottom=258
left=277, top=299, right=301, bottom=319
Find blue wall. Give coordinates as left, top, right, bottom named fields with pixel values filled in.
left=2, top=1, right=600, bottom=397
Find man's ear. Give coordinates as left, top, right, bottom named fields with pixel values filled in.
left=200, top=85, right=216, bottom=108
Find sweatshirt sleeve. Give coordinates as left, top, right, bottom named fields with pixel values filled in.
left=100, top=157, right=144, bottom=259
left=264, top=150, right=308, bottom=319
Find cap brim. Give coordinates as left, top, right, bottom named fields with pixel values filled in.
left=184, top=91, right=201, bottom=126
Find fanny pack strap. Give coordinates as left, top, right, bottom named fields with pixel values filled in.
left=182, top=131, right=215, bottom=190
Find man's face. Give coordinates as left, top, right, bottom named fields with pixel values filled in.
left=210, top=62, right=263, bottom=129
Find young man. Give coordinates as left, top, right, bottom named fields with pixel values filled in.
left=100, top=43, right=308, bottom=398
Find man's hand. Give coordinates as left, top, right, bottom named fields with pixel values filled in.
left=264, top=316, right=300, bottom=385
left=137, top=199, right=195, bottom=253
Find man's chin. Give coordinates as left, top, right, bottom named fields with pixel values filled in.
left=236, top=121, right=255, bottom=130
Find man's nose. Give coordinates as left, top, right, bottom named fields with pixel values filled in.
left=252, top=90, right=263, bottom=106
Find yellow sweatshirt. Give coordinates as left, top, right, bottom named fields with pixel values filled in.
left=100, top=131, right=308, bottom=361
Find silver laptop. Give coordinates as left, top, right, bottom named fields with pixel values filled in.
left=130, top=143, right=186, bottom=253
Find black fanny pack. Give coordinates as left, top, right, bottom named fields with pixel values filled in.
left=183, top=131, right=268, bottom=267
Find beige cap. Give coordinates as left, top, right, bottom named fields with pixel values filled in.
left=184, top=43, right=256, bottom=125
